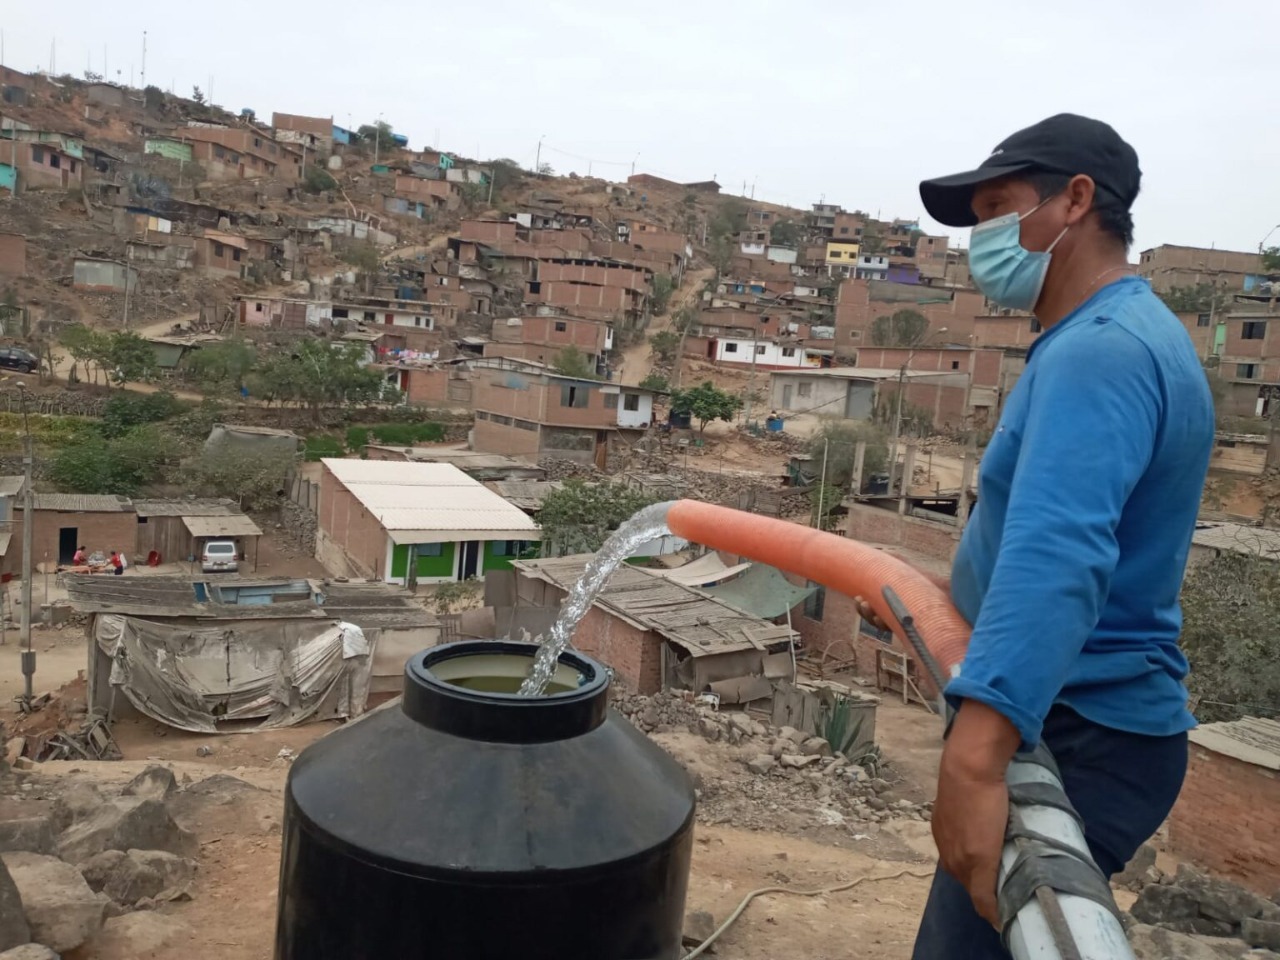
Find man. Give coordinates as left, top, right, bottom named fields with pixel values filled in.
left=906, top=115, right=1214, bottom=957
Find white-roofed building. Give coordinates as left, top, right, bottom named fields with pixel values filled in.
left=316, top=458, right=541, bottom=585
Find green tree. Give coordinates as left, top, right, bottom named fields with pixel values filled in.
left=302, top=165, right=337, bottom=194
left=487, top=159, right=523, bottom=199
left=1180, top=552, right=1280, bottom=722
left=191, top=85, right=206, bottom=105
left=650, top=274, right=676, bottom=315
left=807, top=421, right=889, bottom=490
left=185, top=440, right=295, bottom=510
left=185, top=340, right=257, bottom=395
left=1160, top=283, right=1232, bottom=314
left=551, top=346, right=598, bottom=380
left=50, top=425, right=184, bottom=496
left=670, top=381, right=742, bottom=433
left=649, top=330, right=681, bottom=363
left=339, top=241, right=381, bottom=272
left=60, top=324, right=109, bottom=384
left=769, top=220, right=803, bottom=247
left=105, top=332, right=159, bottom=385
left=870, top=309, right=929, bottom=347
left=860, top=223, right=885, bottom=255
left=356, top=120, right=397, bottom=155
left=1262, top=246, right=1280, bottom=273
left=709, top=198, right=748, bottom=239
left=100, top=390, right=184, bottom=439
left=537, top=480, right=660, bottom=557
left=250, top=339, right=385, bottom=423
left=639, top=372, right=669, bottom=392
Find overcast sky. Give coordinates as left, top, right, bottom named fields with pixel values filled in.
left=5, top=0, right=1278, bottom=256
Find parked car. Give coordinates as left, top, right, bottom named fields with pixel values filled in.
left=201, top=540, right=239, bottom=574
left=0, top=347, right=38, bottom=374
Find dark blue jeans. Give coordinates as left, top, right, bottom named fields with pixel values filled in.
left=911, top=704, right=1188, bottom=959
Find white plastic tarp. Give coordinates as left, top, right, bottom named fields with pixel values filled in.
left=660, top=553, right=751, bottom=588
left=95, top=614, right=375, bottom=733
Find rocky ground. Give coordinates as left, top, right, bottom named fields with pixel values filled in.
left=1, top=688, right=1278, bottom=958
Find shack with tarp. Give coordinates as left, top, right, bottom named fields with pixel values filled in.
left=132, top=498, right=263, bottom=568
left=64, top=575, right=439, bottom=731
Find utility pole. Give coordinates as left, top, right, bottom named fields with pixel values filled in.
left=535, top=135, right=544, bottom=176
left=374, top=113, right=383, bottom=167
left=140, top=31, right=146, bottom=88
left=122, top=264, right=132, bottom=330
left=18, top=382, right=34, bottom=707
left=631, top=152, right=639, bottom=178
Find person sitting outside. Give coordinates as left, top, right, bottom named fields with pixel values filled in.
left=71, top=545, right=87, bottom=566
left=109, top=551, right=124, bottom=576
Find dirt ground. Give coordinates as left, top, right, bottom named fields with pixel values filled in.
left=5, top=680, right=945, bottom=960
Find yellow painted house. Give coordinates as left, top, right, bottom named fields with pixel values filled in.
left=825, top=240, right=861, bottom=266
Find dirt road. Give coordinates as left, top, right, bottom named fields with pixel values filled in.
left=616, top=266, right=714, bottom=385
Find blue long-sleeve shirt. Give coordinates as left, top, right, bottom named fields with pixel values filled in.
left=947, top=277, right=1213, bottom=750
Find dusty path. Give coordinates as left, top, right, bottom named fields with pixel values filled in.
left=616, top=265, right=714, bottom=384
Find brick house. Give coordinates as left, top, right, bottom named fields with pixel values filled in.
left=394, top=173, right=460, bottom=210
left=1138, top=244, right=1263, bottom=295
left=835, top=278, right=987, bottom=353
left=12, top=494, right=138, bottom=570
left=315, top=458, right=539, bottom=585
left=0, top=132, right=84, bottom=191
left=271, top=112, right=333, bottom=155
left=1169, top=717, right=1280, bottom=895
left=182, top=125, right=302, bottom=183
left=194, top=230, right=248, bottom=278
left=769, top=366, right=973, bottom=431
left=1215, top=312, right=1280, bottom=417
left=504, top=556, right=796, bottom=695
left=470, top=359, right=658, bottom=468
left=488, top=314, right=614, bottom=372
left=378, top=364, right=474, bottom=408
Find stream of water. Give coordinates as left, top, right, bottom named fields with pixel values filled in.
left=518, top=501, right=677, bottom=696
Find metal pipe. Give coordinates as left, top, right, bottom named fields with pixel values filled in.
left=18, top=384, right=34, bottom=705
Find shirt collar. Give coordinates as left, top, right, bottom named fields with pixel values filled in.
left=1026, top=275, right=1144, bottom=361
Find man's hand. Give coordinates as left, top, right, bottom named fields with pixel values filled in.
left=932, top=700, right=1020, bottom=929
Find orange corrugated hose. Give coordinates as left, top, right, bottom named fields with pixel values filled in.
left=665, top=500, right=973, bottom=674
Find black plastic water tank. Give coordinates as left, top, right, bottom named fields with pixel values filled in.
left=274, top=640, right=696, bottom=960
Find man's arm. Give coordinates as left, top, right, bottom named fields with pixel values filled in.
left=946, top=325, right=1161, bottom=749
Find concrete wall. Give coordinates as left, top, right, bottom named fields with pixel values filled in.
left=10, top=508, right=138, bottom=572
left=771, top=374, right=851, bottom=415
left=473, top=416, right=542, bottom=458
left=1169, top=743, right=1280, bottom=895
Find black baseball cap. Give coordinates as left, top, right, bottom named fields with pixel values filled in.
left=919, top=114, right=1141, bottom=227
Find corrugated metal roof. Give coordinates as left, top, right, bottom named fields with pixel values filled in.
left=1191, top=522, right=1280, bottom=561
left=31, top=494, right=132, bottom=513
left=484, top=480, right=563, bottom=511
left=183, top=515, right=264, bottom=538
left=1189, top=717, right=1280, bottom=771
left=511, top=555, right=796, bottom=657
left=322, top=458, right=539, bottom=539
left=0, top=476, right=25, bottom=497
left=133, top=499, right=240, bottom=518
left=0, top=533, right=11, bottom=556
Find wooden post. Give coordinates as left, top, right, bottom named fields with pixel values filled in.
left=958, top=429, right=979, bottom=529
left=899, top=442, right=917, bottom=516
left=850, top=440, right=867, bottom=499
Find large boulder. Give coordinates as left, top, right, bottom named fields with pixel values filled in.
left=78, top=912, right=190, bottom=960
left=1114, top=843, right=1158, bottom=890
left=101, top=850, right=196, bottom=905
left=78, top=850, right=127, bottom=893
left=0, top=799, right=59, bottom=856
left=1243, top=919, right=1280, bottom=952
left=1131, top=884, right=1202, bottom=925
left=0, top=856, right=31, bottom=951
left=0, top=851, right=106, bottom=953
left=55, top=798, right=197, bottom=865
left=1177, top=864, right=1276, bottom=926
left=120, top=766, right=177, bottom=804
left=1127, top=924, right=1248, bottom=960
left=0, top=946, right=60, bottom=960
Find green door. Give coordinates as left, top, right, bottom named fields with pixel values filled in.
left=1213, top=321, right=1227, bottom=357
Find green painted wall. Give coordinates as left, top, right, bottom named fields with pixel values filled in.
left=145, top=139, right=193, bottom=162
left=0, top=164, right=15, bottom=194
left=483, top=540, right=536, bottom=573
left=391, top=541, right=456, bottom=580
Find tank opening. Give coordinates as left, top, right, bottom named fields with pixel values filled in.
left=426, top=650, right=587, bottom=696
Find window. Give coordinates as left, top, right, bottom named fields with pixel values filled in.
left=414, top=542, right=444, bottom=557
left=951, top=360, right=961, bottom=370
left=332, top=308, right=349, bottom=319
left=603, top=393, right=618, bottom=410
left=560, top=384, right=589, bottom=408
left=414, top=317, right=423, bottom=327
left=756, top=345, right=766, bottom=355
left=797, top=382, right=812, bottom=398
left=554, top=321, right=567, bottom=332
left=255, top=303, right=264, bottom=313
left=782, top=347, right=796, bottom=358
left=31, top=146, right=44, bottom=163
left=49, top=153, right=60, bottom=169
left=475, top=410, right=491, bottom=420
left=213, top=242, right=225, bottom=257
left=1029, top=318, right=1042, bottom=333
left=1242, top=321, right=1267, bottom=340
left=491, top=541, right=529, bottom=558
left=725, top=342, right=739, bottom=353
left=492, top=414, right=513, bottom=425
left=214, top=145, right=225, bottom=159
left=253, top=137, right=262, bottom=148
left=1197, top=313, right=1211, bottom=327
left=839, top=227, right=849, bottom=235
left=623, top=393, right=640, bottom=411
left=1237, top=363, right=1259, bottom=379
left=514, top=418, right=537, bottom=431
left=803, top=583, right=825, bottom=622
left=232, top=248, right=242, bottom=262
left=69, top=160, right=77, bottom=174
left=829, top=250, right=842, bottom=259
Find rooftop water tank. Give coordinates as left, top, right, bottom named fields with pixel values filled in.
left=275, top=640, right=696, bottom=959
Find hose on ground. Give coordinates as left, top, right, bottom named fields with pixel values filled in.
left=681, top=867, right=937, bottom=959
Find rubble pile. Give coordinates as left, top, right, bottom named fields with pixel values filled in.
left=539, top=457, right=602, bottom=481
left=1123, top=859, right=1280, bottom=957
left=0, top=764, right=205, bottom=957
left=614, top=691, right=931, bottom=836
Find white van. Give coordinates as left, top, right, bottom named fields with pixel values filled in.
left=201, top=540, right=239, bottom=573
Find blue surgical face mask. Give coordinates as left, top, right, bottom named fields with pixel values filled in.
left=968, top=195, right=1069, bottom=311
